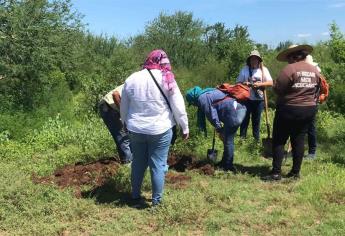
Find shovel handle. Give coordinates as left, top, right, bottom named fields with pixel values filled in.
left=263, top=89, right=271, bottom=138
left=261, top=62, right=271, bottom=139
left=212, top=129, right=216, bottom=150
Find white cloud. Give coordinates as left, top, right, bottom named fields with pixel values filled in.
left=321, top=32, right=330, bottom=36
left=297, top=33, right=311, bottom=38
left=329, top=2, right=345, bottom=8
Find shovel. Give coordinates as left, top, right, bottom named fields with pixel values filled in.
left=207, top=129, right=218, bottom=162
left=262, top=89, right=273, bottom=158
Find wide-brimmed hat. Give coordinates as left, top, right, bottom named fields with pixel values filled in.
left=276, top=44, right=313, bottom=62
left=246, top=50, right=262, bottom=65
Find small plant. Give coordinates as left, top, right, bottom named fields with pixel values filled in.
left=0, top=130, right=10, bottom=143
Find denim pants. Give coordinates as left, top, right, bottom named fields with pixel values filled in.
left=129, top=128, right=172, bottom=205
left=240, top=100, right=264, bottom=140
left=220, top=103, right=247, bottom=170
left=99, top=102, right=132, bottom=163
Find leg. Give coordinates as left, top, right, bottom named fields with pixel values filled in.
left=307, top=115, right=317, bottom=155
left=117, top=128, right=133, bottom=163
left=129, top=132, right=149, bottom=199
left=222, top=124, right=239, bottom=171
left=290, top=120, right=310, bottom=174
left=99, top=103, right=132, bottom=162
left=147, top=129, right=172, bottom=205
left=240, top=101, right=251, bottom=138
left=251, top=100, right=264, bottom=141
left=272, top=113, right=290, bottom=174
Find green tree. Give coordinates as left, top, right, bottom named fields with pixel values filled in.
left=275, top=40, right=294, bottom=52
left=131, top=11, right=207, bottom=68
left=78, top=34, right=138, bottom=113
left=329, top=21, right=345, bottom=64
left=224, top=25, right=253, bottom=81
left=0, top=0, right=83, bottom=110
left=205, top=22, right=231, bottom=60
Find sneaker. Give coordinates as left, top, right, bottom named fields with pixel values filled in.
left=305, top=153, right=316, bottom=160
left=262, top=172, right=282, bottom=181
left=129, top=196, right=148, bottom=209
left=285, top=171, right=300, bottom=179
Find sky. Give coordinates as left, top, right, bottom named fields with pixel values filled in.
left=71, top=0, right=345, bottom=48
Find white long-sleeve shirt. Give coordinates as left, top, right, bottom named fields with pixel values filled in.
left=120, top=68, right=189, bottom=135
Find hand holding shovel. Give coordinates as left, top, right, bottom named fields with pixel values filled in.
left=207, top=129, right=218, bottom=162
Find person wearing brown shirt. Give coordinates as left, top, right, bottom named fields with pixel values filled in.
left=263, top=45, right=320, bottom=181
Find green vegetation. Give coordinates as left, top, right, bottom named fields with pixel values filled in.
left=1, top=0, right=345, bottom=235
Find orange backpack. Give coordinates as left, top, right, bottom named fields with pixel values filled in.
left=217, top=83, right=251, bottom=101
left=318, top=75, right=329, bottom=104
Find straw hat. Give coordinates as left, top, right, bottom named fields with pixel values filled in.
left=276, top=44, right=313, bottom=62
left=246, top=50, right=262, bottom=65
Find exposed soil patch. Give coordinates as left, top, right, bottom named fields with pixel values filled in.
left=168, top=154, right=215, bottom=175
left=32, top=158, right=120, bottom=197
left=165, top=172, right=191, bottom=189
left=32, top=154, right=214, bottom=197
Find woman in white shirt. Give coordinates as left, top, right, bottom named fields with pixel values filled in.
left=120, top=49, right=189, bottom=207
left=236, top=50, right=273, bottom=141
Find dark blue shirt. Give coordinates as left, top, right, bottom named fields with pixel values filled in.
left=197, top=89, right=243, bottom=130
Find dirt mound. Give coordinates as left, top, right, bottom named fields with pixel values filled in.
left=168, top=154, right=215, bottom=175
left=32, top=154, right=214, bottom=197
left=32, top=158, right=120, bottom=197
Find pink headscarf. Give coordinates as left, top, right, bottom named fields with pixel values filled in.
left=143, top=49, right=177, bottom=92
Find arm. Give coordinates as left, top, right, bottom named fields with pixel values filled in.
left=236, top=67, right=248, bottom=84
left=253, top=67, right=273, bottom=88
left=169, top=86, right=189, bottom=137
left=253, top=80, right=273, bottom=88
left=112, top=91, right=121, bottom=109
left=119, top=82, right=129, bottom=125
left=112, top=84, right=124, bottom=109
left=202, top=94, right=222, bottom=131
left=273, top=67, right=292, bottom=95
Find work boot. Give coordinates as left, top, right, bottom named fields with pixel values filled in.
left=224, top=165, right=237, bottom=174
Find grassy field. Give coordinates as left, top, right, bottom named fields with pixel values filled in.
left=0, top=111, right=345, bottom=235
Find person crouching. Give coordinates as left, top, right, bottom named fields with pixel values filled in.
left=186, top=86, right=247, bottom=173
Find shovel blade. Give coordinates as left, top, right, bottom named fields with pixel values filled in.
left=262, top=138, right=273, bottom=158
left=207, top=149, right=218, bottom=162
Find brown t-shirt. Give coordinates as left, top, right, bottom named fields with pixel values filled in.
left=274, top=61, right=320, bottom=106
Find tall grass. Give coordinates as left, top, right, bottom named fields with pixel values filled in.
left=0, top=107, right=344, bottom=235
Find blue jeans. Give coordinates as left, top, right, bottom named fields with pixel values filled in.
left=129, top=129, right=172, bottom=205
left=240, top=100, right=264, bottom=140
left=220, top=104, right=247, bottom=170
left=99, top=102, right=132, bottom=163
